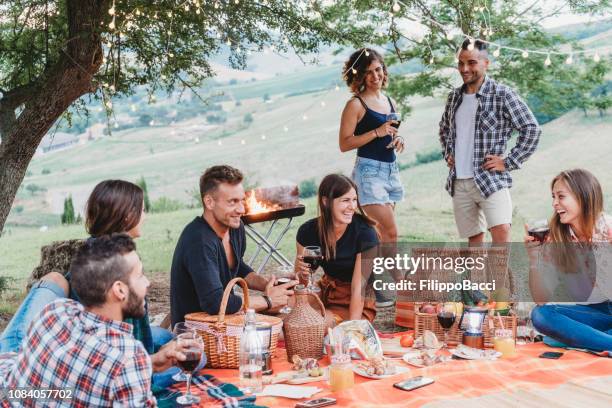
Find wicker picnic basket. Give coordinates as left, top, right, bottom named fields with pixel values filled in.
left=185, top=277, right=283, bottom=369
left=414, top=302, right=517, bottom=348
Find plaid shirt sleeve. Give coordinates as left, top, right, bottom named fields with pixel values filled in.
left=501, top=88, right=541, bottom=171
left=439, top=91, right=454, bottom=160
left=110, top=345, right=156, bottom=407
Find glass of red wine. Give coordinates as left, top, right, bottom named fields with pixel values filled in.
left=172, top=322, right=197, bottom=382
left=303, top=246, right=322, bottom=293
left=176, top=331, right=204, bottom=405
left=385, top=112, right=401, bottom=149
left=275, top=265, right=294, bottom=314
left=528, top=219, right=550, bottom=243
left=436, top=303, right=457, bottom=349
left=386, top=112, right=401, bottom=129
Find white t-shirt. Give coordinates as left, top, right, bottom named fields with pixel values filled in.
left=454, top=94, right=478, bottom=179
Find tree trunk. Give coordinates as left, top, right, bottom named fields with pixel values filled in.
left=0, top=0, right=106, bottom=234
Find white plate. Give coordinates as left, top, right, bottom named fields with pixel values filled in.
left=401, top=355, right=426, bottom=368
left=352, top=364, right=409, bottom=379
left=256, top=384, right=322, bottom=399
left=450, top=348, right=502, bottom=360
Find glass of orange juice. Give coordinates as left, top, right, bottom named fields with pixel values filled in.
left=328, top=354, right=354, bottom=392
left=493, top=329, right=516, bottom=357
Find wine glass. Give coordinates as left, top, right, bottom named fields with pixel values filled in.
left=275, top=265, right=294, bottom=314
left=386, top=112, right=402, bottom=129
left=527, top=219, right=550, bottom=243
left=303, top=246, right=322, bottom=293
left=515, top=303, right=536, bottom=344
left=172, top=322, right=196, bottom=382
left=176, top=331, right=204, bottom=405
left=436, top=302, right=457, bottom=349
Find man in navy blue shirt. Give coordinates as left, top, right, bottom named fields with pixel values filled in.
left=170, top=165, right=297, bottom=325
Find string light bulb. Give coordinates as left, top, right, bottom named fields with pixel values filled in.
left=544, top=54, right=551, bottom=67
left=351, top=68, right=357, bottom=74
left=365, top=49, right=370, bottom=56
left=565, top=54, right=573, bottom=65
left=467, top=39, right=474, bottom=51
left=302, top=114, right=308, bottom=121
left=593, top=52, right=600, bottom=62
left=446, top=32, right=453, bottom=40
left=218, top=140, right=222, bottom=146
left=429, top=56, right=434, bottom=64
left=283, top=126, right=289, bottom=132
left=261, top=134, right=266, bottom=140
left=522, top=50, right=529, bottom=58
left=392, top=2, right=401, bottom=12
left=493, top=48, right=500, bottom=57
left=320, top=101, right=326, bottom=107
left=241, top=139, right=246, bottom=145
left=108, top=7, right=115, bottom=16
left=108, top=19, right=115, bottom=30
left=335, top=85, right=340, bottom=91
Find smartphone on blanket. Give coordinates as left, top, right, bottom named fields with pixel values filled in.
left=539, top=351, right=564, bottom=359
left=295, top=397, right=337, bottom=408
left=394, top=376, right=435, bottom=391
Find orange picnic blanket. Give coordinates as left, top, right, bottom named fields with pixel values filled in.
left=195, top=343, right=611, bottom=407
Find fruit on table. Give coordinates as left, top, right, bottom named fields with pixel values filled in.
left=420, top=303, right=436, bottom=314
left=400, top=334, right=414, bottom=347
left=308, top=367, right=324, bottom=377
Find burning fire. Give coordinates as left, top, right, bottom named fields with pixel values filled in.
left=245, top=191, right=282, bottom=214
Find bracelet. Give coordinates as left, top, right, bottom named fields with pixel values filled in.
left=262, top=295, right=272, bottom=311
left=374, top=129, right=379, bottom=137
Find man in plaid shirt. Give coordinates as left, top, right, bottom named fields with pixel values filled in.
left=439, top=39, right=541, bottom=244
left=0, top=235, right=189, bottom=407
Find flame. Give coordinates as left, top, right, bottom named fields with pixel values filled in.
left=245, top=191, right=281, bottom=214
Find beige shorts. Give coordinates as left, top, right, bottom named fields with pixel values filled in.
left=452, top=179, right=512, bottom=238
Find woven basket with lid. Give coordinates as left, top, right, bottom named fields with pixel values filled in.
left=283, top=284, right=326, bottom=362
left=185, top=277, right=282, bottom=369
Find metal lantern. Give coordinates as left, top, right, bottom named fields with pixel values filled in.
left=459, top=306, right=488, bottom=349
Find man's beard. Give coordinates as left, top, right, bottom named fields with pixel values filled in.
left=123, top=286, right=146, bottom=319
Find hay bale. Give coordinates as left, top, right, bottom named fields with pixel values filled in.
left=27, top=239, right=85, bottom=290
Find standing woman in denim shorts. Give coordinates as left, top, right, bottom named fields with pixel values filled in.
left=339, top=48, right=405, bottom=246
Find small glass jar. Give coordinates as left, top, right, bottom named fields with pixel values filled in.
left=328, top=354, right=354, bottom=392
left=493, top=329, right=516, bottom=357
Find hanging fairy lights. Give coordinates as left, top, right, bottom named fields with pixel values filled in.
left=96, top=0, right=608, bottom=143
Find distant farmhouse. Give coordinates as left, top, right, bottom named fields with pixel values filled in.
left=36, top=132, right=80, bottom=155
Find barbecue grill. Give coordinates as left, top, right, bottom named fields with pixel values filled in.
left=243, top=185, right=305, bottom=273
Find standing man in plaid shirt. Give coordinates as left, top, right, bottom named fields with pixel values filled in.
left=0, top=234, right=189, bottom=407
left=439, top=39, right=541, bottom=244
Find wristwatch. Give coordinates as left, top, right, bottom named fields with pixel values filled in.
left=262, top=295, right=272, bottom=311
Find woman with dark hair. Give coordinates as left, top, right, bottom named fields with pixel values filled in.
left=85, top=179, right=146, bottom=238
left=0, top=180, right=182, bottom=386
left=295, top=174, right=380, bottom=322
left=339, top=48, right=405, bottom=307
left=526, top=169, right=612, bottom=352
left=339, top=48, right=404, bottom=246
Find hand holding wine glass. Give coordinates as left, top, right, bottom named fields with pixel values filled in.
left=176, top=332, right=204, bottom=405
left=303, top=246, right=322, bottom=293
left=171, top=323, right=197, bottom=381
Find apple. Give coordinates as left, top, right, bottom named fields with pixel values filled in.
left=420, top=303, right=436, bottom=314
left=400, top=334, right=414, bottom=348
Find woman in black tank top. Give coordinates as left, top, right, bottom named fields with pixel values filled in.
left=338, top=48, right=405, bottom=249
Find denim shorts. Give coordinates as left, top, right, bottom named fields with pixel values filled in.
left=352, top=156, right=404, bottom=205
left=0, top=280, right=66, bottom=353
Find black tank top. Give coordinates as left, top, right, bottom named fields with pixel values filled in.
left=354, top=96, right=396, bottom=163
